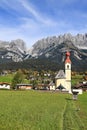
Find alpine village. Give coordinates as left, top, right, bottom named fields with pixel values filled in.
left=0, top=34, right=87, bottom=130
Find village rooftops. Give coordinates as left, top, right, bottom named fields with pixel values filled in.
left=55, top=70, right=66, bottom=79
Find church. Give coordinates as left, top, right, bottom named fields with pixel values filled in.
left=50, top=51, right=71, bottom=93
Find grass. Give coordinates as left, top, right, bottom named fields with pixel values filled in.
left=75, top=93, right=87, bottom=130
left=0, top=90, right=66, bottom=130
left=0, top=90, right=87, bottom=130
left=0, top=74, right=30, bottom=84
left=0, top=74, right=14, bottom=83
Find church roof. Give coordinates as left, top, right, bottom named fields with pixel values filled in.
left=55, top=70, right=65, bottom=79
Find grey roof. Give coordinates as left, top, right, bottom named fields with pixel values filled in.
left=55, top=70, right=65, bottom=79
left=49, top=81, right=55, bottom=86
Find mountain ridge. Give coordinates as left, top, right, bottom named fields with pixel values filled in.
left=0, top=33, right=87, bottom=71
left=0, top=39, right=28, bottom=62
left=27, top=33, right=87, bottom=71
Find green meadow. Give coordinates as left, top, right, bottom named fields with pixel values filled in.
left=0, top=74, right=14, bottom=83
left=0, top=90, right=87, bottom=130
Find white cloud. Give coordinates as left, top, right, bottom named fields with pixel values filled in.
left=19, top=0, right=57, bottom=26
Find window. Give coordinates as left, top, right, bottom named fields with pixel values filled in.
left=67, top=65, right=69, bottom=69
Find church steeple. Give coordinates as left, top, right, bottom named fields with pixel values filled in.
left=65, top=51, right=71, bottom=93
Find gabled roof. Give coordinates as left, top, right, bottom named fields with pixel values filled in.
left=49, top=81, right=55, bottom=86
left=55, top=70, right=65, bottom=79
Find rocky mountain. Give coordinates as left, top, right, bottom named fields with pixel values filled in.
left=0, top=39, right=28, bottom=62
left=0, top=33, right=87, bottom=71
left=28, top=33, right=87, bottom=70
left=29, top=33, right=87, bottom=56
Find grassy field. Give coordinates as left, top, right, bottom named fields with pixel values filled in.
left=0, top=74, right=14, bottom=83
left=0, top=74, right=29, bottom=84
left=0, top=90, right=87, bottom=130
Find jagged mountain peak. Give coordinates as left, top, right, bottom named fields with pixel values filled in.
left=0, top=39, right=28, bottom=62
left=29, top=33, right=87, bottom=51
left=28, top=33, right=87, bottom=55
left=28, top=34, right=87, bottom=70
left=10, top=39, right=26, bottom=52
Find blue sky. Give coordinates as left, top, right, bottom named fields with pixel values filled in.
left=0, top=0, right=87, bottom=48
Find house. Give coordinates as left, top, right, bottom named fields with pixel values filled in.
left=72, top=89, right=83, bottom=94
left=73, top=82, right=87, bottom=92
left=16, top=84, right=33, bottom=90
left=0, top=82, right=10, bottom=89
left=37, top=84, right=49, bottom=90
left=49, top=81, right=55, bottom=90
left=55, top=51, right=71, bottom=93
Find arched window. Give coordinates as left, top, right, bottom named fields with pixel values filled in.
left=67, top=65, right=69, bottom=69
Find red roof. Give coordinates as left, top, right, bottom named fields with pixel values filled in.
left=65, top=51, right=71, bottom=63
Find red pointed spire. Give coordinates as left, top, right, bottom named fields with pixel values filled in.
left=65, top=51, right=71, bottom=63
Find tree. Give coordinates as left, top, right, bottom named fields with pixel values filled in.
left=30, top=79, right=38, bottom=89
left=11, top=69, right=24, bottom=89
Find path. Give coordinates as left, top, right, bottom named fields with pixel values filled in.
left=62, top=97, right=85, bottom=130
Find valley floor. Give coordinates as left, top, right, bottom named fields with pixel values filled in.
left=0, top=90, right=86, bottom=130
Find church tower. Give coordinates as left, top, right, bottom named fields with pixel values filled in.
left=65, top=51, right=71, bottom=92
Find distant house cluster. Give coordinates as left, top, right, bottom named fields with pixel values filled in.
left=0, top=52, right=73, bottom=93
left=0, top=52, right=87, bottom=93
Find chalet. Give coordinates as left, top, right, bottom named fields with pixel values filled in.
left=0, top=82, right=10, bottom=89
